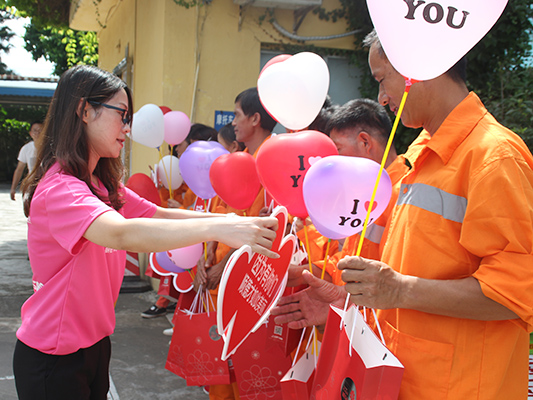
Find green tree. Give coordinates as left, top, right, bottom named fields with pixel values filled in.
left=0, top=104, right=48, bottom=182
left=315, top=0, right=533, bottom=153
left=23, top=25, right=98, bottom=76
left=0, top=7, right=15, bottom=74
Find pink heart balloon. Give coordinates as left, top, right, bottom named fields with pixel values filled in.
left=367, top=0, right=508, bottom=80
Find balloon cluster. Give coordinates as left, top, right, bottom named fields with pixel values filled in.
left=131, top=105, right=191, bottom=149
left=129, top=52, right=393, bottom=242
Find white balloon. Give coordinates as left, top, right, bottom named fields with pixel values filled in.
left=157, top=155, right=183, bottom=190
left=258, top=52, right=330, bottom=131
left=131, top=104, right=164, bottom=148
left=366, top=0, right=508, bottom=81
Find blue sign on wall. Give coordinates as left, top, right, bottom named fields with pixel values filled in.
left=214, top=110, right=235, bottom=131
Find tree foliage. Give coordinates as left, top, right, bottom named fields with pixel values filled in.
left=0, top=7, right=15, bottom=73
left=23, top=25, right=98, bottom=76
left=314, top=0, right=533, bottom=153
left=0, top=104, right=48, bottom=182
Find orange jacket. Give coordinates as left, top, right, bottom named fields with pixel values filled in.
left=380, top=93, right=533, bottom=399
left=158, top=182, right=195, bottom=209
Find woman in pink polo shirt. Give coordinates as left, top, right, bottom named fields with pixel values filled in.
left=12, top=65, right=278, bottom=400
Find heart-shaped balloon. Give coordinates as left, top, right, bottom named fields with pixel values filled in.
left=126, top=173, right=161, bottom=206
left=257, top=52, right=330, bottom=130
left=303, top=156, right=392, bottom=240
left=167, top=243, right=203, bottom=271
left=164, top=111, right=191, bottom=146
left=367, top=0, right=508, bottom=81
left=209, top=152, right=262, bottom=211
left=131, top=103, right=164, bottom=148
left=149, top=252, right=174, bottom=277
left=180, top=141, right=229, bottom=199
left=259, top=54, right=292, bottom=77
left=217, top=206, right=296, bottom=360
left=256, top=131, right=338, bottom=219
left=157, top=155, right=183, bottom=191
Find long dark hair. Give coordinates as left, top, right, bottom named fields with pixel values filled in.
left=22, top=65, right=133, bottom=216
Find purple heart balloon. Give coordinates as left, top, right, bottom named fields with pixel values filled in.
left=179, top=141, right=229, bottom=199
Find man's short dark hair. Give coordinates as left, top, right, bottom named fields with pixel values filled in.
left=326, top=98, right=392, bottom=145
left=235, top=87, right=277, bottom=132
left=363, top=29, right=467, bottom=84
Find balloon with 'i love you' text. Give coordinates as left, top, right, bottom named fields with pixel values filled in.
left=255, top=131, right=338, bottom=219
left=366, top=0, right=508, bottom=81
left=303, top=156, right=392, bottom=240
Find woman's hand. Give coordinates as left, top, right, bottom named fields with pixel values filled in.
left=216, top=216, right=279, bottom=258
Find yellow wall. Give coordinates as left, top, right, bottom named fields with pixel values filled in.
left=94, top=0, right=354, bottom=176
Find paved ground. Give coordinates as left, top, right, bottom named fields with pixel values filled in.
left=0, top=183, right=207, bottom=400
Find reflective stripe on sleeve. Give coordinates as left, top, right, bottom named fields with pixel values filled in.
left=366, top=223, right=385, bottom=244
left=397, top=183, right=467, bottom=223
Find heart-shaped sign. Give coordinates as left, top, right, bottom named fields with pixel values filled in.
left=367, top=0, right=508, bottom=81
left=257, top=52, right=330, bottom=130
left=217, top=206, right=296, bottom=360
left=209, top=152, right=262, bottom=211
left=256, top=131, right=338, bottom=219
left=149, top=252, right=194, bottom=293
left=180, top=141, right=229, bottom=200
left=131, top=103, right=164, bottom=148
left=303, top=156, right=392, bottom=240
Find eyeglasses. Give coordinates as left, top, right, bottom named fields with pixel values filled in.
left=88, top=100, right=131, bottom=126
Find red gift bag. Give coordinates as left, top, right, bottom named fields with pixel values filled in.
left=166, top=290, right=231, bottom=386
left=311, top=304, right=403, bottom=400
left=232, top=323, right=293, bottom=400
left=280, top=327, right=321, bottom=400
left=157, top=274, right=180, bottom=302
left=265, top=287, right=305, bottom=357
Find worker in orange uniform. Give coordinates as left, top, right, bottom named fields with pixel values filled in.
left=194, top=87, right=277, bottom=400
left=273, top=30, right=533, bottom=399
left=319, top=98, right=409, bottom=285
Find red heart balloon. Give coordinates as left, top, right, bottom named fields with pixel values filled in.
left=217, top=206, right=296, bottom=360
left=256, top=131, right=338, bottom=218
left=209, top=152, right=262, bottom=210
left=126, top=173, right=161, bottom=206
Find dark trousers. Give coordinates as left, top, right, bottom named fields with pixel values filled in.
left=13, top=337, right=111, bottom=400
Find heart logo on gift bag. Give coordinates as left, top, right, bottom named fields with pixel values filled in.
left=217, top=206, right=296, bottom=360
left=257, top=52, right=330, bottom=130
left=256, top=131, right=338, bottom=219
left=367, top=0, right=508, bottom=81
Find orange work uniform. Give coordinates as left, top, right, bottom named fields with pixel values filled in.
left=318, top=156, right=410, bottom=285
left=159, top=182, right=195, bottom=209
left=379, top=93, right=533, bottom=399
left=209, top=137, right=271, bottom=400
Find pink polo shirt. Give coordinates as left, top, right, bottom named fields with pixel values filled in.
left=17, top=163, right=157, bottom=355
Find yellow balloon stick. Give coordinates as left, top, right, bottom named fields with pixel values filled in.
left=303, top=221, right=313, bottom=274
left=354, top=82, right=413, bottom=257
left=204, top=199, right=208, bottom=261
left=320, top=239, right=331, bottom=280
left=158, top=147, right=172, bottom=200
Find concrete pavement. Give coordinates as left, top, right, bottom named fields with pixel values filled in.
left=0, top=183, right=207, bottom=399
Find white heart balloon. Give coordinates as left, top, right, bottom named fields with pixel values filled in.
left=257, top=52, right=330, bottom=131
left=157, top=155, right=183, bottom=190
left=131, top=103, right=164, bottom=148
left=367, top=0, right=508, bottom=81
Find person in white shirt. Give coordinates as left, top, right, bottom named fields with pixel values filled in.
left=10, top=121, right=43, bottom=201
